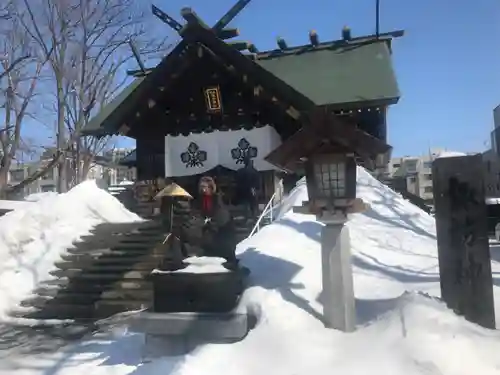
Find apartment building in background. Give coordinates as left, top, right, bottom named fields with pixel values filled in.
left=7, top=147, right=136, bottom=198
left=381, top=149, right=446, bottom=207
left=103, top=148, right=137, bottom=185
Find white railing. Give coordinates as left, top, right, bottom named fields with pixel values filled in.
left=248, top=182, right=285, bottom=238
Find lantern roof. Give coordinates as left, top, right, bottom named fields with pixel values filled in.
left=264, top=108, right=391, bottom=172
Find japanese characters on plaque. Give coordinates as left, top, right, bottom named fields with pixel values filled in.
left=204, top=86, right=222, bottom=113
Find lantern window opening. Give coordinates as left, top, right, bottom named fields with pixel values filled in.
left=314, top=160, right=346, bottom=198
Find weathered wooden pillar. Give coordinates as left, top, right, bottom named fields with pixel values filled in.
left=432, top=154, right=496, bottom=329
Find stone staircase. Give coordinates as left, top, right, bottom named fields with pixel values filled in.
left=12, top=220, right=168, bottom=324
left=10, top=204, right=269, bottom=328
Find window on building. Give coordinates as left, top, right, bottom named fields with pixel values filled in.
left=392, top=163, right=401, bottom=168
left=425, top=174, right=432, bottom=181
left=424, top=186, right=433, bottom=193
left=423, top=161, right=432, bottom=169
left=10, top=169, right=24, bottom=181
left=41, top=184, right=56, bottom=192
left=409, top=176, right=416, bottom=183
left=405, top=160, right=418, bottom=173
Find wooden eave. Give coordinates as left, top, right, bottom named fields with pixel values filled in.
left=265, top=109, right=391, bottom=172
left=82, top=40, right=196, bottom=137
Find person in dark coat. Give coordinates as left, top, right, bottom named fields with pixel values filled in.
left=235, top=157, right=260, bottom=218
left=181, top=176, right=238, bottom=266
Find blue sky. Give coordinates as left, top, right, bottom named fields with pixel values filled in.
left=143, top=0, right=499, bottom=157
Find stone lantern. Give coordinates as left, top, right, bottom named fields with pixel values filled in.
left=265, top=111, right=390, bottom=332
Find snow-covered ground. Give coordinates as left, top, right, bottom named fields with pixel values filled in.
left=1, top=169, right=500, bottom=374
left=0, top=180, right=142, bottom=320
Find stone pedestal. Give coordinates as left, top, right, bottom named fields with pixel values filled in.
left=321, top=222, right=356, bottom=332
left=129, top=305, right=249, bottom=358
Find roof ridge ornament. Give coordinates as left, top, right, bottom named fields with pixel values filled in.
left=151, top=0, right=252, bottom=37
left=150, top=1, right=257, bottom=55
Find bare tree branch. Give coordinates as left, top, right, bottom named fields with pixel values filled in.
left=0, top=2, right=45, bottom=198
left=5, top=0, right=170, bottom=194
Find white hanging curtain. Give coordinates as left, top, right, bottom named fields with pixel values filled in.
left=164, top=132, right=220, bottom=177
left=164, top=125, right=282, bottom=177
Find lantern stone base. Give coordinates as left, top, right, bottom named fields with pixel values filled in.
left=128, top=304, right=250, bottom=358
left=293, top=198, right=369, bottom=224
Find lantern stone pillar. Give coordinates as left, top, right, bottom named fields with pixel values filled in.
left=320, top=213, right=356, bottom=331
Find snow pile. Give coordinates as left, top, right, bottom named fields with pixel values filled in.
left=3, top=167, right=500, bottom=375
left=0, top=180, right=142, bottom=318
left=24, top=192, right=58, bottom=202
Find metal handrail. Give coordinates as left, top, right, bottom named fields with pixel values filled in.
left=248, top=191, right=276, bottom=238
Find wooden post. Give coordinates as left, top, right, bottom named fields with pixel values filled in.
left=432, top=154, right=496, bottom=329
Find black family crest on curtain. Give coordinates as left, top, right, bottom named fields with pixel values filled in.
left=231, top=138, right=258, bottom=164
left=180, top=142, right=207, bottom=168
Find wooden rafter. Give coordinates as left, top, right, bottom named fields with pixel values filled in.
left=152, top=5, right=183, bottom=32
left=212, top=0, right=252, bottom=32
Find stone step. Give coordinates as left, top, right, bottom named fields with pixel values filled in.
left=33, top=286, right=64, bottom=297
left=54, top=259, right=161, bottom=270
left=50, top=266, right=157, bottom=279
left=61, top=270, right=149, bottom=282
left=11, top=303, right=95, bottom=320
left=94, top=299, right=150, bottom=319
left=61, top=251, right=166, bottom=262
left=26, top=290, right=102, bottom=303
left=69, top=237, right=164, bottom=253
left=19, top=293, right=101, bottom=309
left=66, top=243, right=158, bottom=255
left=35, top=279, right=153, bottom=295
left=101, top=289, right=153, bottom=300
left=39, top=278, right=153, bottom=294
left=91, top=221, right=162, bottom=232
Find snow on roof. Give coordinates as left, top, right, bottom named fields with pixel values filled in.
left=434, top=150, right=468, bottom=159
left=4, top=170, right=500, bottom=373
left=0, top=179, right=142, bottom=320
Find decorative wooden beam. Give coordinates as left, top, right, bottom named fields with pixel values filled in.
left=227, top=41, right=251, bottom=51
left=258, top=30, right=404, bottom=59
left=180, top=7, right=209, bottom=28
left=277, top=37, right=287, bottom=50
left=309, top=30, right=319, bottom=46
left=152, top=5, right=183, bottom=32
left=128, top=39, right=146, bottom=74
left=217, top=28, right=240, bottom=40
left=248, top=43, right=258, bottom=53
left=126, top=68, right=153, bottom=77
left=212, top=0, right=252, bottom=32
left=342, top=26, right=352, bottom=41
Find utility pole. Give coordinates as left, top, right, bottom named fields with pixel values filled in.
left=375, top=0, right=380, bottom=38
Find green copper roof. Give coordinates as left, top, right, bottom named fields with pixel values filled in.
left=256, top=41, right=399, bottom=107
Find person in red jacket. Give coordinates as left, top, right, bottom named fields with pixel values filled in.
left=181, top=176, right=238, bottom=267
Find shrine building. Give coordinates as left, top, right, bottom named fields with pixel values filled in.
left=82, top=2, right=403, bottom=206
